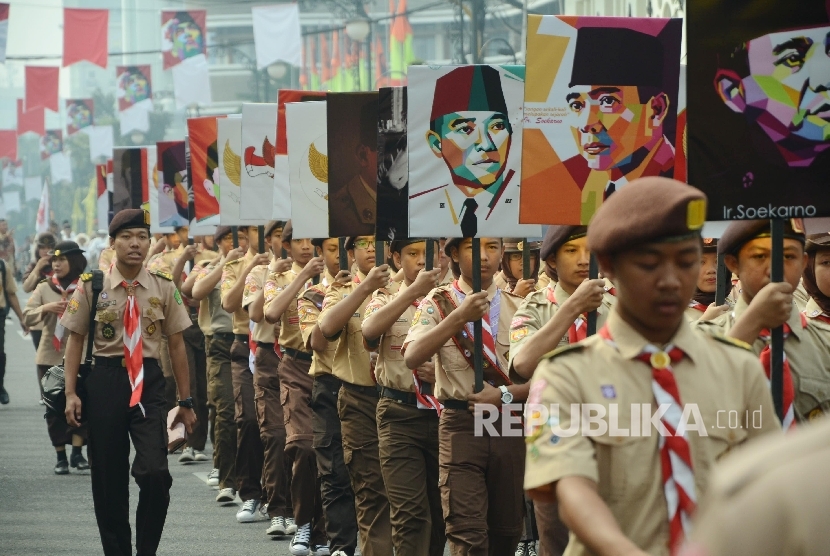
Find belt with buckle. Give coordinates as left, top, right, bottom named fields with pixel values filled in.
left=380, top=386, right=418, bottom=406
left=341, top=381, right=380, bottom=398
left=94, top=356, right=159, bottom=368
left=233, top=334, right=248, bottom=342
left=256, top=342, right=275, bottom=350
left=441, top=399, right=468, bottom=410
left=282, top=347, right=312, bottom=362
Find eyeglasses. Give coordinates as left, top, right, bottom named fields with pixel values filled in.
left=353, top=239, right=375, bottom=250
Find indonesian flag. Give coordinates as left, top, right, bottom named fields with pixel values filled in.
left=36, top=181, right=50, bottom=234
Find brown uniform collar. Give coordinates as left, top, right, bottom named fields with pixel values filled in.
left=110, top=264, right=151, bottom=289
left=604, top=308, right=700, bottom=363
left=456, top=276, right=499, bottom=300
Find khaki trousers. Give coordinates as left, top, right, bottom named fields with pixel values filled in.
left=207, top=332, right=236, bottom=490
left=231, top=338, right=265, bottom=502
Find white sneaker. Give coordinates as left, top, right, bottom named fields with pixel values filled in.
left=216, top=488, right=236, bottom=503
left=236, top=498, right=268, bottom=523
left=286, top=516, right=297, bottom=534
left=193, top=449, right=210, bottom=462
left=330, top=551, right=348, bottom=556
left=178, top=447, right=195, bottom=463
left=289, top=522, right=311, bottom=556
left=207, top=468, right=219, bottom=486
left=267, top=515, right=287, bottom=536
left=312, top=544, right=330, bottom=556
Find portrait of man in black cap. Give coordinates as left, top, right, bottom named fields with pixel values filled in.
left=327, top=93, right=379, bottom=237
left=521, top=17, right=682, bottom=225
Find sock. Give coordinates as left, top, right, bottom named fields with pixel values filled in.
left=57, top=450, right=67, bottom=462
left=71, top=446, right=83, bottom=457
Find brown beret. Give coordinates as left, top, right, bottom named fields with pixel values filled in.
left=807, top=233, right=830, bottom=253
left=265, top=220, right=285, bottom=239
left=588, top=177, right=706, bottom=255
left=280, top=221, right=293, bottom=243
left=443, top=237, right=461, bottom=256
left=503, top=238, right=542, bottom=254
left=701, top=237, right=718, bottom=252
left=718, top=219, right=806, bottom=256
left=540, top=226, right=587, bottom=261
left=214, top=226, right=232, bottom=242
left=390, top=238, right=433, bottom=253
left=311, top=237, right=333, bottom=248
left=36, top=232, right=57, bottom=248
left=109, top=209, right=150, bottom=237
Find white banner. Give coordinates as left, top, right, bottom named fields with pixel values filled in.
left=240, top=103, right=277, bottom=221
left=3, top=190, right=20, bottom=214
left=173, top=54, right=213, bottom=109
left=84, top=125, right=114, bottom=162
left=24, top=176, right=41, bottom=201
left=287, top=101, right=328, bottom=238
left=218, top=115, right=256, bottom=226
left=119, top=99, right=152, bottom=136
left=50, top=151, right=73, bottom=184
left=251, top=4, right=302, bottom=70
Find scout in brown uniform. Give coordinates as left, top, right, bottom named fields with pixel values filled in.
left=263, top=222, right=328, bottom=552
left=21, top=232, right=57, bottom=399
left=0, top=231, right=28, bottom=405
left=803, top=234, right=830, bottom=327
left=98, top=245, right=115, bottom=271
left=242, top=221, right=298, bottom=537
left=300, top=238, right=359, bottom=556
left=493, top=238, right=540, bottom=298
left=698, top=220, right=830, bottom=426
left=220, top=225, right=271, bottom=522
left=680, top=416, right=830, bottom=556
left=402, top=236, right=526, bottom=555
left=61, top=209, right=195, bottom=556
left=318, top=236, right=394, bottom=556
left=188, top=226, right=241, bottom=503
left=524, top=178, right=780, bottom=556
left=684, top=238, right=729, bottom=323
left=508, top=226, right=608, bottom=556
left=22, top=241, right=89, bottom=474
left=362, top=239, right=444, bottom=556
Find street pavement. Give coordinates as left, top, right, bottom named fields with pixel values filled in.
left=0, top=312, right=320, bottom=556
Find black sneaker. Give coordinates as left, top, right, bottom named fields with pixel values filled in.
left=54, top=460, right=69, bottom=475
left=70, top=452, right=90, bottom=471
left=0, top=387, right=9, bottom=405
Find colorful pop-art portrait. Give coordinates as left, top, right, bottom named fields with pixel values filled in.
left=161, top=10, right=206, bottom=70
left=187, top=116, right=222, bottom=226
left=376, top=86, right=409, bottom=241
left=327, top=92, right=379, bottom=237
left=116, top=65, right=152, bottom=112
left=39, top=130, right=63, bottom=159
left=66, top=99, right=94, bottom=135
left=520, top=16, right=682, bottom=225
left=157, top=141, right=189, bottom=228
left=689, top=0, right=830, bottom=220
left=408, top=65, right=540, bottom=238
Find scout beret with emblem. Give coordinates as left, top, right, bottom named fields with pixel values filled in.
left=390, top=238, right=434, bottom=253
left=806, top=233, right=830, bottom=254
left=540, top=226, right=587, bottom=261
left=503, top=238, right=542, bottom=254
left=266, top=220, right=285, bottom=240
left=109, top=208, right=151, bottom=237
left=281, top=221, right=294, bottom=243
left=718, top=218, right=806, bottom=256
left=36, top=232, right=57, bottom=248
left=214, top=225, right=232, bottom=242
left=588, top=177, right=707, bottom=255
left=311, top=238, right=327, bottom=248
left=51, top=240, right=85, bottom=258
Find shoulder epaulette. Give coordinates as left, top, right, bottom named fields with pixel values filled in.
left=544, top=342, right=585, bottom=360
left=501, top=289, right=525, bottom=301
left=151, top=270, right=173, bottom=281
left=38, top=278, right=48, bottom=285
left=80, top=273, right=93, bottom=282
left=709, top=333, right=752, bottom=351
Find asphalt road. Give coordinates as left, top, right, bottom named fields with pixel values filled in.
left=0, top=312, right=321, bottom=556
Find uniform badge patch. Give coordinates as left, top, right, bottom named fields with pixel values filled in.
left=511, top=315, right=530, bottom=329
left=808, top=408, right=824, bottom=421
left=510, top=327, right=528, bottom=343
left=174, top=289, right=183, bottom=305
left=101, top=292, right=108, bottom=299
left=149, top=297, right=162, bottom=308
left=601, top=385, right=617, bottom=399
left=66, top=298, right=80, bottom=314
left=101, top=323, right=116, bottom=339
left=146, top=323, right=157, bottom=335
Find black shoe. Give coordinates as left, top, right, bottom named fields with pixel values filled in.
left=0, top=387, right=9, bottom=405
left=70, top=452, right=90, bottom=471
left=54, top=460, right=69, bottom=475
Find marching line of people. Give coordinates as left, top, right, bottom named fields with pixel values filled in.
left=8, top=175, right=830, bottom=556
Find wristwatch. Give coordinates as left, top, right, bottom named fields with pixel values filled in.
left=499, top=386, right=513, bottom=405
left=177, top=397, right=194, bottom=409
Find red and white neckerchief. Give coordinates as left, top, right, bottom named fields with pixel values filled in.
left=758, top=313, right=806, bottom=431
left=248, top=320, right=257, bottom=373
left=687, top=300, right=707, bottom=313
left=51, top=275, right=79, bottom=351
left=122, top=280, right=145, bottom=416
left=546, top=285, right=587, bottom=343
left=451, top=280, right=503, bottom=373
left=407, top=298, right=443, bottom=414
left=599, top=325, right=695, bottom=554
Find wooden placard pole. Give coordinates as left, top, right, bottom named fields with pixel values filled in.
left=716, top=253, right=730, bottom=307
left=339, top=237, right=348, bottom=272
left=770, top=219, right=785, bottom=422
left=257, top=225, right=265, bottom=254
left=422, top=239, right=435, bottom=396
left=472, top=237, right=484, bottom=393
left=522, top=238, right=531, bottom=280
left=587, top=254, right=599, bottom=336
left=232, top=226, right=239, bottom=249
left=376, top=239, right=384, bottom=267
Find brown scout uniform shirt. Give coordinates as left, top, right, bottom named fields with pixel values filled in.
left=23, top=279, right=77, bottom=366
left=402, top=277, right=522, bottom=401
left=298, top=271, right=336, bottom=377
left=194, top=261, right=233, bottom=335
left=264, top=261, right=311, bottom=352
left=697, top=296, right=830, bottom=422
left=244, top=257, right=279, bottom=344
left=364, top=281, right=420, bottom=392
left=221, top=250, right=256, bottom=335
left=685, top=416, right=830, bottom=556
left=319, top=271, right=377, bottom=386
left=524, top=309, right=780, bottom=556
left=60, top=265, right=191, bottom=358
left=509, top=281, right=615, bottom=374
